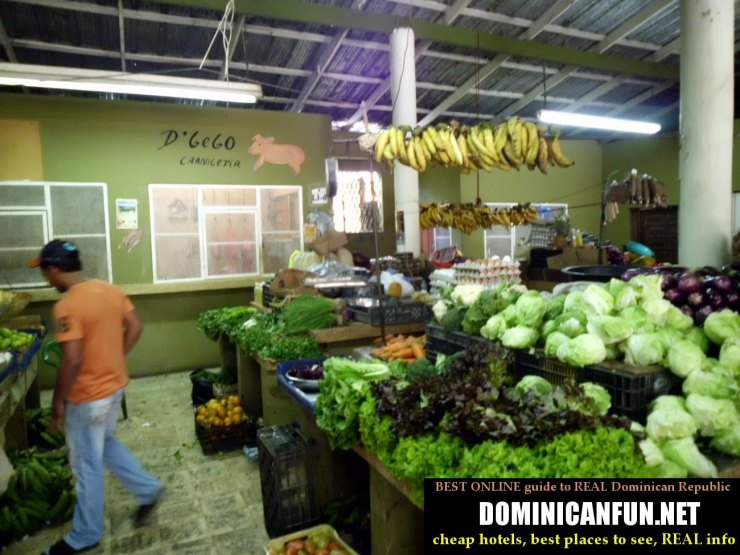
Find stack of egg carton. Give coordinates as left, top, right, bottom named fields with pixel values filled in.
left=453, top=256, right=521, bottom=288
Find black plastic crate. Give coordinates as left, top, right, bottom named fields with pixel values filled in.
left=258, top=424, right=320, bottom=538
left=194, top=413, right=258, bottom=455
left=350, top=302, right=432, bottom=326
left=514, top=350, right=681, bottom=420
left=425, top=323, right=489, bottom=356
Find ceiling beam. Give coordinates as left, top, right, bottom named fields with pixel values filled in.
left=8, top=37, right=625, bottom=110
left=0, top=17, right=18, bottom=63
left=561, top=74, right=631, bottom=112
left=418, top=0, right=576, bottom=127
left=6, top=0, right=665, bottom=89
left=443, top=0, right=472, bottom=25
left=594, top=0, right=676, bottom=53
left=386, top=0, right=670, bottom=53
left=116, top=0, right=126, bottom=71
left=496, top=0, right=678, bottom=121
left=651, top=37, right=680, bottom=62
left=290, top=0, right=366, bottom=113
left=154, top=0, right=679, bottom=81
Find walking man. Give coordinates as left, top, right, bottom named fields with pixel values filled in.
left=30, top=240, right=163, bottom=555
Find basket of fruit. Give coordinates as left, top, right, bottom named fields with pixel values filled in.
left=264, top=524, right=357, bottom=555
left=194, top=395, right=258, bottom=455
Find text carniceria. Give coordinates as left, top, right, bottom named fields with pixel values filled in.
left=480, top=502, right=700, bottom=526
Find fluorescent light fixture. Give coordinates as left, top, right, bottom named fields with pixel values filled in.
left=537, top=109, right=660, bottom=135
left=0, top=63, right=262, bottom=104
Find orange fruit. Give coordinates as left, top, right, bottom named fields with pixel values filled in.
left=197, top=406, right=207, bottom=416
left=212, top=417, right=223, bottom=426
left=196, top=415, right=206, bottom=425
left=232, top=406, right=243, bottom=417
left=224, top=417, right=233, bottom=426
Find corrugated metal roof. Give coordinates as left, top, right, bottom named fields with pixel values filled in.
left=0, top=0, right=736, bottom=136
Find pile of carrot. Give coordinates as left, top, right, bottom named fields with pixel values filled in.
left=371, top=334, right=426, bottom=362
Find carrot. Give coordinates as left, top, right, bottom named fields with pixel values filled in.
left=411, top=343, right=425, bottom=359
left=385, top=341, right=411, bottom=353
left=394, top=347, right=414, bottom=359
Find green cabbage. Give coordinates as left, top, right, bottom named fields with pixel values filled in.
left=647, top=459, right=689, bottom=478
left=556, top=310, right=587, bottom=338
left=661, top=437, right=718, bottom=478
left=719, top=336, right=740, bottom=373
left=544, top=332, right=570, bottom=359
left=629, top=274, right=664, bottom=303
left=586, top=315, right=633, bottom=345
left=682, top=367, right=739, bottom=399
left=703, top=309, right=740, bottom=345
left=655, top=327, right=684, bottom=353
left=685, top=393, right=738, bottom=436
left=624, top=333, right=665, bottom=366
left=540, top=319, right=558, bottom=340
left=641, top=298, right=674, bottom=327
left=608, top=278, right=639, bottom=311
left=604, top=345, right=620, bottom=361
left=501, top=304, right=519, bottom=326
left=579, top=382, right=611, bottom=416
left=582, top=284, right=614, bottom=316
left=564, top=291, right=587, bottom=313
left=619, top=306, right=656, bottom=334
left=665, top=306, right=694, bottom=331
left=651, top=395, right=688, bottom=412
left=546, top=294, right=566, bottom=321
left=666, top=340, right=707, bottom=378
left=480, top=314, right=507, bottom=341
left=500, top=325, right=539, bottom=349
left=710, top=419, right=740, bottom=457
left=638, top=438, right=665, bottom=467
left=684, top=327, right=710, bottom=354
left=514, top=375, right=554, bottom=396
left=514, top=291, right=548, bottom=328
left=556, top=334, right=607, bottom=367
left=646, top=408, right=698, bottom=441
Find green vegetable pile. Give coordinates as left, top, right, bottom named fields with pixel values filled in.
left=226, top=311, right=323, bottom=363
left=196, top=306, right=256, bottom=341
left=282, top=295, right=339, bottom=335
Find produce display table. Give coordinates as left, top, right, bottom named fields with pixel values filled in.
left=0, top=316, right=43, bottom=451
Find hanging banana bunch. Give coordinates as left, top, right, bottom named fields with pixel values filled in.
left=420, top=202, right=539, bottom=234
left=373, top=117, right=574, bottom=174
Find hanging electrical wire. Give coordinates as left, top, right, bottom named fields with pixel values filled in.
left=200, top=0, right=235, bottom=80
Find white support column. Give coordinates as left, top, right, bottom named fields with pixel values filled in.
left=390, top=27, right=420, bottom=256
left=678, top=0, right=734, bottom=266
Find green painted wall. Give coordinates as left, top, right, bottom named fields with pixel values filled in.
left=0, top=93, right=330, bottom=383
left=601, top=121, right=740, bottom=249
left=459, top=139, right=603, bottom=258
left=600, top=136, right=680, bottom=248
left=0, top=93, right=331, bottom=285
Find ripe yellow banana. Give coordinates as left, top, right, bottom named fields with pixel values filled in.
left=406, top=135, right=419, bottom=170
left=374, top=129, right=390, bottom=163
left=549, top=136, right=575, bottom=167
left=536, top=137, right=548, bottom=173
left=524, top=123, right=539, bottom=169
left=413, top=136, right=427, bottom=172
left=421, top=128, right=437, bottom=155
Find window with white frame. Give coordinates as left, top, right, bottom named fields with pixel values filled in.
left=484, top=203, right=569, bottom=259
left=332, top=170, right=383, bottom=233
left=434, top=227, right=453, bottom=250
left=0, top=182, right=111, bottom=287
left=149, top=184, right=302, bottom=282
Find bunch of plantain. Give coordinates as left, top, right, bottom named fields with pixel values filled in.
left=27, top=407, right=66, bottom=450
left=373, top=117, right=574, bottom=173
left=1, top=448, right=75, bottom=544
left=420, top=202, right=538, bottom=234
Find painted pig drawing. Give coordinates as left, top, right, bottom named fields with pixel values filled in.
left=248, top=134, right=306, bottom=175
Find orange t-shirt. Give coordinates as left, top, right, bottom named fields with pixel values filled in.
left=53, top=280, right=133, bottom=404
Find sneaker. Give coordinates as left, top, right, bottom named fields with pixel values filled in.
left=43, top=539, right=99, bottom=555
left=133, top=487, right=165, bottom=527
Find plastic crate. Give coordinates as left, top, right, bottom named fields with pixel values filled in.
left=350, top=301, right=432, bottom=326
left=263, top=523, right=358, bottom=555
left=194, top=412, right=258, bottom=455
left=425, top=323, right=489, bottom=356
left=258, top=424, right=320, bottom=538
left=514, top=350, right=681, bottom=420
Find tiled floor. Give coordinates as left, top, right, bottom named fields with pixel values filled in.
left=4, top=372, right=270, bottom=555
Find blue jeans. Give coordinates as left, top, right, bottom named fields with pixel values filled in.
left=64, top=388, right=161, bottom=549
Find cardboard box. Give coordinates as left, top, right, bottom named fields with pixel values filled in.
left=308, top=230, right=348, bottom=255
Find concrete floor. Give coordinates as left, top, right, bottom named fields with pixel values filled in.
left=5, top=372, right=270, bottom=555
